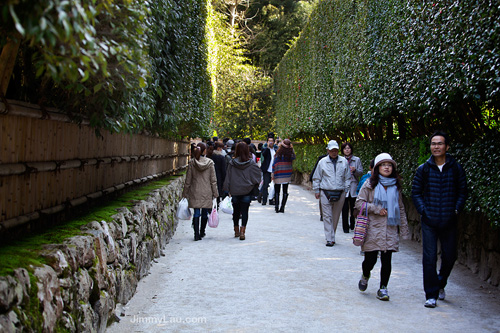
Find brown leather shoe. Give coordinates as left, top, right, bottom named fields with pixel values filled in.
left=234, top=225, right=240, bottom=238
left=239, top=226, right=246, bottom=240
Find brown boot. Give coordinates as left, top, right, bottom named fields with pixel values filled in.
left=239, top=226, right=246, bottom=240
left=234, top=225, right=240, bottom=238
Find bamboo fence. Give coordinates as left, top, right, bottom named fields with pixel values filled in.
left=0, top=100, right=189, bottom=231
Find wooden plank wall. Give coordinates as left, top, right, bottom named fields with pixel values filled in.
left=0, top=108, right=189, bottom=227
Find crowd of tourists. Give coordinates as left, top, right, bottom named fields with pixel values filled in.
left=182, top=133, right=295, bottom=241
left=181, top=130, right=468, bottom=309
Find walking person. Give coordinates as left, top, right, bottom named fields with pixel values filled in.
left=312, top=140, right=350, bottom=246
left=223, top=142, right=262, bottom=240
left=272, top=139, right=295, bottom=213
left=207, top=141, right=227, bottom=207
left=356, top=153, right=410, bottom=301
left=357, top=159, right=374, bottom=195
left=341, top=142, right=363, bottom=233
left=182, top=142, right=219, bottom=241
left=411, top=131, right=468, bottom=308
left=260, top=135, right=278, bottom=206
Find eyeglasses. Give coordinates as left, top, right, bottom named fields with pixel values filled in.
left=430, top=142, right=445, bottom=147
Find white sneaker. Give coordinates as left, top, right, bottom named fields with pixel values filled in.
left=424, top=298, right=437, bottom=308
left=438, top=289, right=446, bottom=300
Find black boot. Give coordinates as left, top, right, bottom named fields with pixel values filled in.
left=200, top=217, right=208, bottom=238
left=193, top=217, right=202, bottom=241
left=274, top=186, right=281, bottom=213
left=279, top=193, right=288, bottom=213
left=275, top=193, right=280, bottom=213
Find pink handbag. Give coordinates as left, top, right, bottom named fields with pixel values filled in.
left=208, top=199, right=219, bottom=228
left=353, top=202, right=369, bottom=246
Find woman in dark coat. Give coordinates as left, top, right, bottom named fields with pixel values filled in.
left=223, top=142, right=261, bottom=240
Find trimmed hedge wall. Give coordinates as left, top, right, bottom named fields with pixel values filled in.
left=293, top=132, right=500, bottom=228
left=274, top=0, right=500, bottom=142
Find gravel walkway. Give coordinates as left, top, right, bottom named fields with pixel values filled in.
left=107, top=184, right=500, bottom=332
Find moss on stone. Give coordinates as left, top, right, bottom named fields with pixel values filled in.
left=0, top=175, right=182, bottom=277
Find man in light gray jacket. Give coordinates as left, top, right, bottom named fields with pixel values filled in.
left=312, top=140, right=350, bottom=246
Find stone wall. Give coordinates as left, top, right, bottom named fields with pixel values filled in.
left=294, top=171, right=500, bottom=288
left=0, top=175, right=185, bottom=332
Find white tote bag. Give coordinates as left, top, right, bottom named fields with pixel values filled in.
left=268, top=180, right=275, bottom=198
left=220, top=196, right=233, bottom=214
left=176, top=198, right=192, bottom=220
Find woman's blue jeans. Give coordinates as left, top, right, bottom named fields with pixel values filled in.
left=193, top=208, right=210, bottom=219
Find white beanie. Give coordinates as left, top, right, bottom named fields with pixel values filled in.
left=374, top=153, right=397, bottom=168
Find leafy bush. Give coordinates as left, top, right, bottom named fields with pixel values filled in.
left=2, top=0, right=214, bottom=138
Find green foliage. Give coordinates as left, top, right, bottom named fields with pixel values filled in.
left=209, top=0, right=316, bottom=139
left=454, top=133, right=500, bottom=227
left=294, top=134, right=500, bottom=228
left=244, top=0, right=318, bottom=71
left=274, top=0, right=500, bottom=141
left=3, top=0, right=214, bottom=138
left=213, top=64, right=275, bottom=140
left=147, top=0, right=213, bottom=138
left=292, top=142, right=325, bottom=173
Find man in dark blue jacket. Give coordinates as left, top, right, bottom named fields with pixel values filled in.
left=412, top=131, right=468, bottom=308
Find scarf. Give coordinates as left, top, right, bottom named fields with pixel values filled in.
left=373, top=175, right=400, bottom=226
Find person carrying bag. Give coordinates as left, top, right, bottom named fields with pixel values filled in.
left=354, top=153, right=410, bottom=301
left=223, top=142, right=261, bottom=240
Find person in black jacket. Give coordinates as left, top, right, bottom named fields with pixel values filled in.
left=411, top=130, right=468, bottom=309
left=207, top=141, right=227, bottom=207
left=260, top=135, right=277, bottom=205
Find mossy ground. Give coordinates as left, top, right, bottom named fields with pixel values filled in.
left=0, top=174, right=183, bottom=277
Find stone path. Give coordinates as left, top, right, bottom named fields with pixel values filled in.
left=107, top=185, right=500, bottom=332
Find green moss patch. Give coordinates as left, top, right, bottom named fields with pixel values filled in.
left=0, top=174, right=183, bottom=277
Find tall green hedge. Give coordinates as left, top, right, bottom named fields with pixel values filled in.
left=293, top=132, right=500, bottom=228
left=2, top=0, right=214, bottom=138
left=274, top=0, right=500, bottom=142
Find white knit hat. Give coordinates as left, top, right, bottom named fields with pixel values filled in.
left=374, top=153, right=397, bottom=168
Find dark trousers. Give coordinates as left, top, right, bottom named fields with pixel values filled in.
left=262, top=171, right=272, bottom=203
left=274, top=183, right=289, bottom=201
left=232, top=195, right=251, bottom=227
left=421, top=218, right=458, bottom=299
left=362, top=251, right=393, bottom=288
left=342, top=195, right=356, bottom=232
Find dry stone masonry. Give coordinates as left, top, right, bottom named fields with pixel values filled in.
left=0, top=175, right=185, bottom=332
